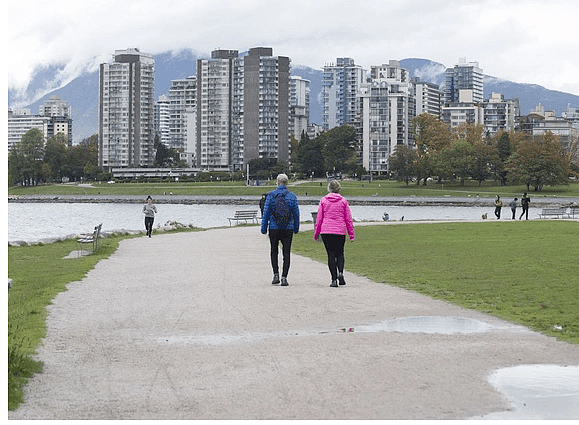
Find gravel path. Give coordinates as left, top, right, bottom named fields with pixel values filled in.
left=9, top=224, right=579, bottom=419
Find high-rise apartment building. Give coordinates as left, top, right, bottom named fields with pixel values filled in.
left=411, top=78, right=441, bottom=117
left=155, top=95, right=171, bottom=146
left=322, top=58, right=366, bottom=131
left=168, top=76, right=196, bottom=150
left=290, top=75, right=310, bottom=139
left=483, top=92, right=520, bottom=136
left=7, top=109, right=50, bottom=152
left=196, top=47, right=291, bottom=170
left=444, top=58, right=484, bottom=105
left=39, top=95, right=72, bottom=118
left=358, top=60, right=415, bottom=174
left=98, top=48, right=155, bottom=170
left=241, top=47, right=290, bottom=165
left=196, top=49, right=237, bottom=169
left=37, top=95, right=74, bottom=145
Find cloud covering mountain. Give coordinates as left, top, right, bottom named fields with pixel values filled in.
left=10, top=51, right=579, bottom=144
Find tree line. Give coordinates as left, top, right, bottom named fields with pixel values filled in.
left=8, top=129, right=102, bottom=186
left=389, top=114, right=578, bottom=191
left=8, top=115, right=578, bottom=190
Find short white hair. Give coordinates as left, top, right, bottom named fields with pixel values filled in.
left=276, top=173, right=289, bottom=185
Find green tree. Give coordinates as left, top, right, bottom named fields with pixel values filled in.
left=8, top=146, right=23, bottom=186
left=317, top=125, right=358, bottom=174
left=411, top=114, right=452, bottom=184
left=68, top=134, right=98, bottom=181
left=436, top=140, right=475, bottom=186
left=389, top=145, right=417, bottom=185
left=470, top=141, right=499, bottom=186
left=43, top=134, right=69, bottom=182
left=506, top=132, right=572, bottom=191
left=296, top=132, right=325, bottom=177
left=18, top=128, right=45, bottom=185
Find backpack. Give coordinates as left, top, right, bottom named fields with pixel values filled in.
left=272, top=191, right=291, bottom=228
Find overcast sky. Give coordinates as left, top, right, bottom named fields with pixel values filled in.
left=7, top=0, right=579, bottom=101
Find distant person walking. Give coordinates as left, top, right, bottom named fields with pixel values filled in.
left=259, top=193, right=268, bottom=216
left=520, top=192, right=531, bottom=220
left=494, top=195, right=503, bottom=220
left=261, top=174, right=300, bottom=286
left=509, top=197, right=518, bottom=220
left=314, top=180, right=355, bottom=287
left=143, top=195, right=157, bottom=237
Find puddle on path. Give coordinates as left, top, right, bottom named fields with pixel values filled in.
left=353, top=316, right=498, bottom=334
left=475, top=365, right=579, bottom=419
left=155, top=316, right=520, bottom=346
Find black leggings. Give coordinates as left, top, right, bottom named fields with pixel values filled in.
left=145, top=216, right=154, bottom=234
left=321, top=234, right=346, bottom=280
left=269, top=229, right=294, bottom=277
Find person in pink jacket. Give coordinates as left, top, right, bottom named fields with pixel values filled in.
left=313, top=180, right=355, bottom=287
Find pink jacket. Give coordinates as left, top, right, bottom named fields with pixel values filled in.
left=313, top=193, right=355, bottom=241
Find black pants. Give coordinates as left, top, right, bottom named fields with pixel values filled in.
left=511, top=208, right=516, bottom=219
left=321, top=234, right=346, bottom=281
left=145, top=216, right=154, bottom=235
left=494, top=207, right=501, bottom=219
left=268, top=229, right=293, bottom=277
left=520, top=206, right=529, bottom=220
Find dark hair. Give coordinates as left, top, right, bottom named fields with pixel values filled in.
left=146, top=195, right=152, bottom=201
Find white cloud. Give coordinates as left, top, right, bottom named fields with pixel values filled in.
left=7, top=0, right=579, bottom=99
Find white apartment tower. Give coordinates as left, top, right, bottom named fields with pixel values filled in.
left=322, top=58, right=366, bottom=131
left=483, top=92, right=520, bottom=136
left=289, top=75, right=310, bottom=139
left=196, top=49, right=237, bottom=169
left=411, top=78, right=441, bottom=117
left=98, top=48, right=155, bottom=170
left=168, top=76, right=196, bottom=150
left=155, top=95, right=171, bottom=146
left=39, top=95, right=72, bottom=118
left=358, top=60, right=415, bottom=174
left=444, top=58, right=484, bottom=104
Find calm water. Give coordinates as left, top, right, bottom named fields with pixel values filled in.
left=8, top=202, right=541, bottom=243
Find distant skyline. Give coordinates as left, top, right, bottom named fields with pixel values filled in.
left=6, top=0, right=579, bottom=107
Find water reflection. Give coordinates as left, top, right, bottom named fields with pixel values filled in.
left=476, top=365, right=579, bottom=419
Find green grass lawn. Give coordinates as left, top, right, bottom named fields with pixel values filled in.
left=293, top=220, right=579, bottom=344
left=8, top=179, right=579, bottom=199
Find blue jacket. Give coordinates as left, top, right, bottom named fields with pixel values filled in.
left=260, top=186, right=300, bottom=234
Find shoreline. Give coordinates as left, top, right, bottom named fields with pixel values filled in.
left=8, top=194, right=579, bottom=207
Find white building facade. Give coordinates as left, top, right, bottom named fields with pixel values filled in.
left=289, top=75, right=310, bottom=139
left=322, top=58, right=366, bottom=131
left=98, top=48, right=156, bottom=170
left=358, top=60, right=416, bottom=174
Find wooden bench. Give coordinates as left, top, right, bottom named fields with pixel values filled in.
left=538, top=208, right=569, bottom=219
left=77, top=223, right=102, bottom=256
left=228, top=210, right=259, bottom=226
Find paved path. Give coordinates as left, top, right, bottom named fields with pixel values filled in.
left=9, top=224, right=579, bottom=419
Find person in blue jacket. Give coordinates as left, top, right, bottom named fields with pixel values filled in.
left=261, top=173, right=300, bottom=286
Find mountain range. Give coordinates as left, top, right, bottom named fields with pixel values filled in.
left=8, top=49, right=579, bottom=144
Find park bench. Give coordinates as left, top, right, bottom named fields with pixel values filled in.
left=569, top=206, right=579, bottom=218
left=538, top=208, right=569, bottom=219
left=228, top=210, right=259, bottom=226
left=77, top=223, right=102, bottom=257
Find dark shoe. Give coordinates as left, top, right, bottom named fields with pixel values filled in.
left=330, top=280, right=338, bottom=287
left=338, top=273, right=346, bottom=285
left=281, top=277, right=288, bottom=286
left=271, top=274, right=280, bottom=284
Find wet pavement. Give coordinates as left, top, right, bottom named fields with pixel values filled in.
left=9, top=224, right=579, bottom=420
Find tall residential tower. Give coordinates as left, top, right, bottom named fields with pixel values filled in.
left=98, top=48, right=155, bottom=170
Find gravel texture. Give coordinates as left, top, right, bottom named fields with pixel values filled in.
left=9, top=224, right=579, bottom=419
